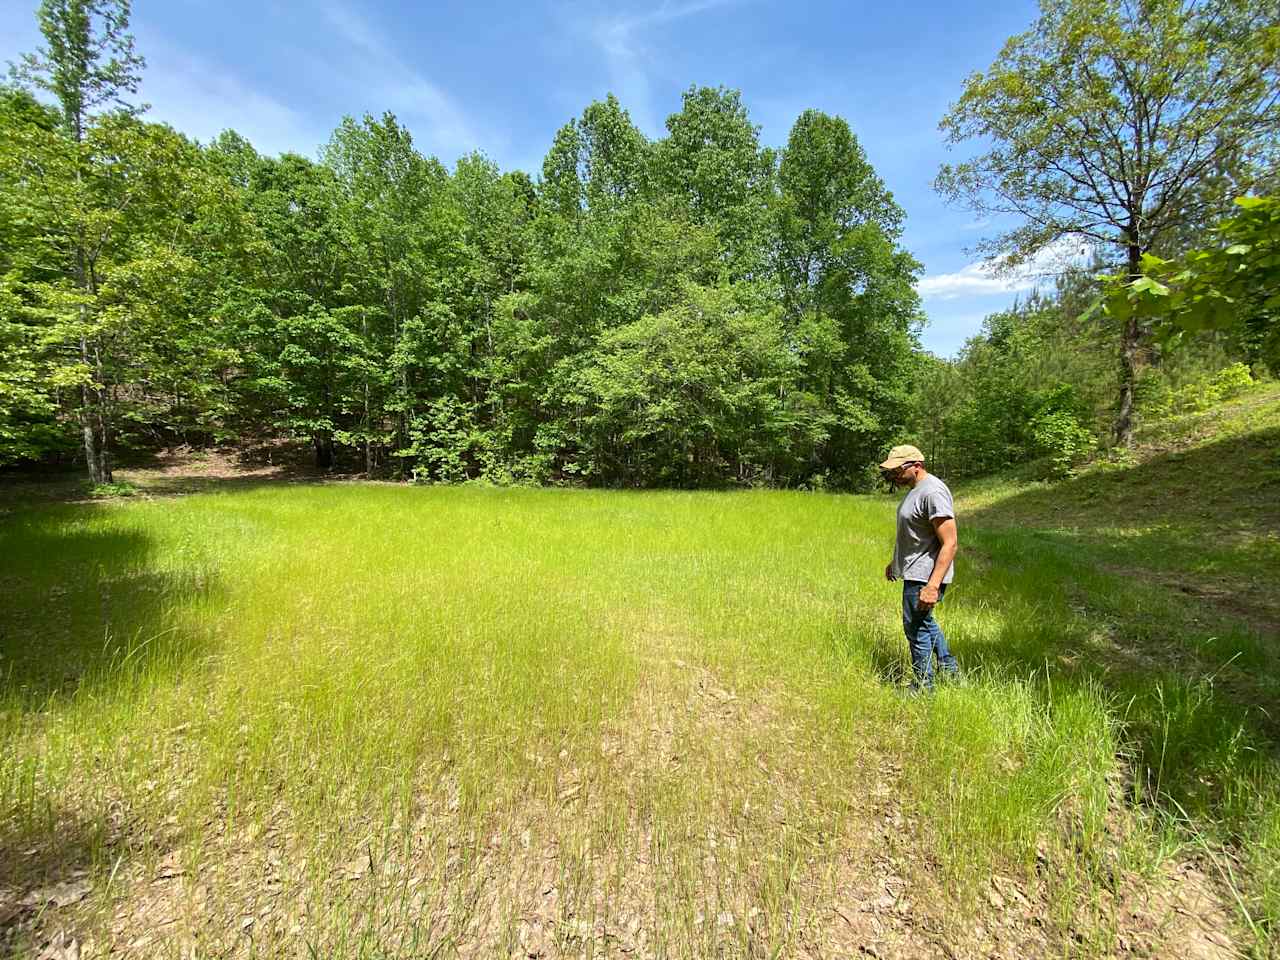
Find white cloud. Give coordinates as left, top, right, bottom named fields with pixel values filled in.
left=917, top=261, right=1039, bottom=300
left=137, top=35, right=321, bottom=158
left=587, top=0, right=744, bottom=136
left=917, top=236, right=1093, bottom=301
left=319, top=2, right=495, bottom=160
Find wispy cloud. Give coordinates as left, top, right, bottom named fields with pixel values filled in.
left=917, top=237, right=1093, bottom=301
left=587, top=0, right=744, bottom=135
left=319, top=2, right=494, bottom=160
left=2, top=6, right=319, bottom=158
left=598, top=0, right=743, bottom=41
left=137, top=34, right=321, bottom=157
left=917, top=261, right=1039, bottom=300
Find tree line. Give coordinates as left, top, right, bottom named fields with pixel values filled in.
left=1, top=0, right=1276, bottom=490
left=1, top=1, right=922, bottom=489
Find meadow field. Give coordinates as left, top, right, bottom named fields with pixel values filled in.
left=3, top=393, right=1279, bottom=958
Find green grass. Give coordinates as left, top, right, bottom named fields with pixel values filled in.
left=958, top=381, right=1280, bottom=951
left=3, top=388, right=1279, bottom=956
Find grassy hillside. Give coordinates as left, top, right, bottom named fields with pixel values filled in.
left=960, top=381, right=1280, bottom=948
left=967, top=381, right=1280, bottom=630
left=0, top=386, right=1276, bottom=958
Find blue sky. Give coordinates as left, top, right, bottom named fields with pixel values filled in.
left=2, top=0, right=1064, bottom=356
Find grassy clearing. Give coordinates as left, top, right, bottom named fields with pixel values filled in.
left=2, top=395, right=1276, bottom=956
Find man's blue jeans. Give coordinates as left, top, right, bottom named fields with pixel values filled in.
left=902, top=580, right=958, bottom=688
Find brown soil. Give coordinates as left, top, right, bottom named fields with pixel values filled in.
left=3, top=649, right=1243, bottom=959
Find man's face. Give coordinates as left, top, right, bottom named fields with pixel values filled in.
left=884, top=462, right=917, bottom=487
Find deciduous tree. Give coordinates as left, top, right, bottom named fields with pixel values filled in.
left=9, top=0, right=146, bottom=481
left=937, top=0, right=1280, bottom=445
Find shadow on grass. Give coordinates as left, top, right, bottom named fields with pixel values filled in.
left=0, top=808, right=124, bottom=951
left=924, top=431, right=1280, bottom=932
left=969, top=425, right=1280, bottom=624
left=963, top=427, right=1279, bottom=720
left=0, top=441, right=364, bottom=511
left=0, top=506, right=220, bottom=946
left=0, top=505, right=221, bottom=706
left=866, top=634, right=911, bottom=688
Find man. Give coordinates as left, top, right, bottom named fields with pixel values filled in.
left=880, top=444, right=959, bottom=690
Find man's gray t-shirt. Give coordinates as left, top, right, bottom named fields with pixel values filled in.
left=891, top=474, right=956, bottom=584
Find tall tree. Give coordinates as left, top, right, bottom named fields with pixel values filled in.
left=217, top=149, right=358, bottom=469
left=450, top=155, right=536, bottom=477
left=936, top=0, right=1280, bottom=444
left=324, top=113, right=462, bottom=476
left=11, top=0, right=144, bottom=142
left=540, top=94, right=651, bottom=218
left=1, top=111, right=244, bottom=471
left=655, top=86, right=775, bottom=278
left=775, top=110, right=923, bottom=484
left=0, top=88, right=65, bottom=465
left=10, top=0, right=146, bottom=481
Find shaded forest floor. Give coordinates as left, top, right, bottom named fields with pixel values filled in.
left=0, top=443, right=353, bottom=512
left=1, top=388, right=1278, bottom=958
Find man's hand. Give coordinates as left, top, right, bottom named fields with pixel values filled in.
left=917, top=583, right=940, bottom=610
left=884, top=563, right=897, bottom=582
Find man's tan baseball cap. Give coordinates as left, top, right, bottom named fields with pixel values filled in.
left=879, top=444, right=925, bottom=471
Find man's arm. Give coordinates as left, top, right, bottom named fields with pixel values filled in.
left=917, top=517, right=957, bottom=608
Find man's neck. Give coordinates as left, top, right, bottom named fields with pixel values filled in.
left=907, top=467, right=930, bottom=488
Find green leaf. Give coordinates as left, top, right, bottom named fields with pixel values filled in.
left=1130, top=276, right=1170, bottom=296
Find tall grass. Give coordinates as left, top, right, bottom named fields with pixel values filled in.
left=1, top=484, right=1272, bottom=956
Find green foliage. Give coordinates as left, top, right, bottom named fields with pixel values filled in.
left=6, top=0, right=1267, bottom=492
left=402, top=396, right=486, bottom=484
left=937, top=0, right=1279, bottom=267
left=1029, top=408, right=1094, bottom=478
left=1104, top=196, right=1280, bottom=371
left=920, top=265, right=1262, bottom=479
left=87, top=478, right=135, bottom=497
left=566, top=281, right=802, bottom=487
left=3, top=1, right=251, bottom=481
left=654, top=86, right=775, bottom=278
left=1210, top=361, right=1256, bottom=399
left=0, top=99, right=249, bottom=468
left=912, top=279, right=1111, bottom=479
left=1137, top=361, right=1255, bottom=419
left=937, top=0, right=1280, bottom=443
left=10, top=0, right=145, bottom=141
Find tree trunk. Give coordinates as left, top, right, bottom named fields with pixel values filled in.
left=93, top=335, right=112, bottom=482
left=362, top=313, right=373, bottom=477
left=76, top=319, right=110, bottom=483
left=73, top=127, right=106, bottom=484
left=1113, top=243, right=1143, bottom=447
left=1114, top=314, right=1140, bottom=447
left=79, top=329, right=104, bottom=485
left=314, top=432, right=334, bottom=470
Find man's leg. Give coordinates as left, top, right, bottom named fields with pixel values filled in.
left=927, top=584, right=959, bottom=678
left=901, top=581, right=935, bottom=688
